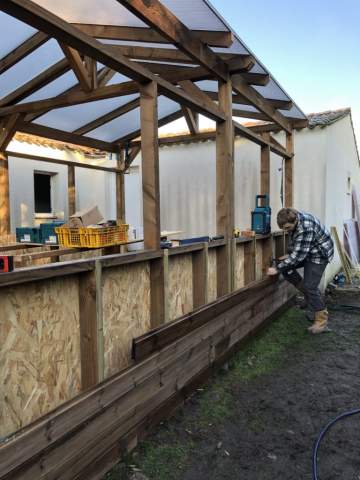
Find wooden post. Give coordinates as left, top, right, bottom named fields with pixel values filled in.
left=150, top=250, right=169, bottom=328
left=216, top=78, right=234, bottom=296
left=285, top=130, right=294, bottom=207
left=140, top=80, right=160, bottom=250
left=244, top=239, right=256, bottom=285
left=261, top=237, right=273, bottom=278
left=192, top=243, right=209, bottom=308
left=67, top=164, right=76, bottom=217
left=260, top=133, right=270, bottom=198
left=79, top=260, right=104, bottom=389
left=116, top=150, right=126, bottom=222
left=0, top=154, right=10, bottom=237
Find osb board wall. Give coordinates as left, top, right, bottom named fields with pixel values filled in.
left=235, top=243, right=245, bottom=290
left=102, top=261, right=151, bottom=378
left=168, top=254, right=193, bottom=322
left=0, top=276, right=81, bottom=439
left=208, top=249, right=217, bottom=302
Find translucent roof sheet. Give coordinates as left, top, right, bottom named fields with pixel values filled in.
left=86, top=95, right=179, bottom=142
left=18, top=70, right=78, bottom=103
left=0, top=39, right=63, bottom=98
left=34, top=94, right=139, bottom=132
left=0, top=12, right=37, bottom=58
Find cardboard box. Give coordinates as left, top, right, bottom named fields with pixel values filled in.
left=68, top=206, right=104, bottom=228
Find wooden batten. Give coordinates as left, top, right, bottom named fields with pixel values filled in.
left=260, top=132, right=270, bottom=197
left=216, top=79, right=234, bottom=296
left=116, top=150, right=126, bottom=221
left=0, top=155, right=10, bottom=237
left=192, top=243, right=208, bottom=308
left=285, top=130, right=294, bottom=207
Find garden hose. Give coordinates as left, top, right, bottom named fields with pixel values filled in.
left=312, top=408, right=360, bottom=479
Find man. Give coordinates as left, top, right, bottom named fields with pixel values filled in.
left=267, top=208, right=334, bottom=334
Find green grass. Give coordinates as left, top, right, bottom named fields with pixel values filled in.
left=106, top=306, right=311, bottom=480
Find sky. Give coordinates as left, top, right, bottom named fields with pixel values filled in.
left=210, top=0, right=360, bottom=140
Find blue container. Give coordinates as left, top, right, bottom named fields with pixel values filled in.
left=40, top=221, right=65, bottom=244
left=16, top=227, right=42, bottom=244
left=251, top=195, right=271, bottom=235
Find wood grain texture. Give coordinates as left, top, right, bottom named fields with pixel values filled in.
left=285, top=130, right=294, bottom=207
left=261, top=133, right=270, bottom=196
left=207, top=248, right=217, bottom=302
left=234, top=242, right=245, bottom=289
left=0, top=276, right=81, bottom=438
left=0, top=156, right=10, bottom=236
left=102, top=262, right=151, bottom=377
left=67, top=164, right=76, bottom=216
left=244, top=239, right=256, bottom=284
left=168, top=254, right=193, bottom=321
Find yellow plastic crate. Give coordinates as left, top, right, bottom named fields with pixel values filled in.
left=55, top=225, right=129, bottom=248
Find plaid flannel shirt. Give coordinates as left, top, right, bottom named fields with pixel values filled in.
left=277, top=212, right=334, bottom=272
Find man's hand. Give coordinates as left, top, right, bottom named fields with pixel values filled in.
left=267, top=267, right=279, bottom=276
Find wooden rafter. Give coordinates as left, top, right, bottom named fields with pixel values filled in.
left=73, top=97, right=141, bottom=135
left=240, top=72, right=269, bottom=86
left=73, top=23, right=234, bottom=48
left=0, top=31, right=48, bottom=76
left=0, top=0, right=226, bottom=122
left=116, top=0, right=229, bottom=81
left=60, top=44, right=93, bottom=92
left=203, top=91, right=293, bottom=111
left=0, top=58, right=70, bottom=107
left=125, top=145, right=141, bottom=170
left=178, top=80, right=219, bottom=114
left=18, top=121, right=119, bottom=152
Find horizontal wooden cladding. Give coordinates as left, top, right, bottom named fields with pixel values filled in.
left=133, top=276, right=280, bottom=361
left=0, top=277, right=294, bottom=480
left=72, top=24, right=234, bottom=48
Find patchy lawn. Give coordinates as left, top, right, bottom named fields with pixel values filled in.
left=105, top=290, right=360, bottom=480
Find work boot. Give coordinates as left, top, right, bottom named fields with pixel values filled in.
left=308, top=309, right=329, bottom=334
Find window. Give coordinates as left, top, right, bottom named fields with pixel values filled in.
left=34, top=172, right=52, bottom=214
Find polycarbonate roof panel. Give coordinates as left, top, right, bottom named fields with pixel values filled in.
left=19, top=70, right=78, bottom=103
left=0, top=39, right=63, bottom=98
left=253, top=79, right=289, bottom=101
left=86, top=95, right=179, bottom=142
left=280, top=106, right=305, bottom=119
left=34, top=94, right=139, bottom=132
left=0, top=12, right=37, bottom=57
left=33, top=0, right=229, bottom=31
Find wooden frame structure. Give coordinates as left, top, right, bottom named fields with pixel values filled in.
left=0, top=2, right=307, bottom=476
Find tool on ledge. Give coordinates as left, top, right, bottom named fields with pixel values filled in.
left=0, top=255, right=14, bottom=273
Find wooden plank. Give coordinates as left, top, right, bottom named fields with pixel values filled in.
left=181, top=106, right=199, bottom=135
left=0, top=113, right=22, bottom=152
left=150, top=251, right=169, bottom=328
left=116, top=151, right=125, bottom=221
left=261, top=132, right=270, bottom=196
left=73, top=24, right=234, bottom=48
left=216, top=79, right=234, bottom=296
left=238, top=71, right=270, bottom=86
left=117, top=0, right=229, bottom=81
left=0, top=31, right=48, bottom=76
left=140, top=81, right=160, bottom=250
left=192, top=243, right=208, bottom=308
left=60, top=44, right=92, bottom=92
left=7, top=150, right=123, bottom=174
left=68, top=164, right=76, bottom=216
left=0, top=155, right=10, bottom=236
left=178, top=80, right=219, bottom=116
left=285, top=130, right=294, bottom=207
left=0, top=59, right=70, bottom=107
left=167, top=243, right=204, bottom=256
left=260, top=237, right=273, bottom=278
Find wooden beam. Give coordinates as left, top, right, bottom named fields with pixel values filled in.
left=0, top=58, right=70, bottom=107
left=260, top=132, right=270, bottom=197
left=232, top=108, right=270, bottom=121
left=0, top=0, right=226, bottom=122
left=117, top=0, right=229, bottom=81
left=205, top=90, right=293, bottom=111
left=231, top=74, right=292, bottom=133
left=181, top=106, right=199, bottom=135
left=140, top=81, right=160, bottom=250
left=18, top=121, right=119, bottom=153
left=116, top=151, right=125, bottom=221
left=240, top=72, right=270, bottom=86
left=216, top=79, right=234, bottom=297
left=73, top=23, right=234, bottom=47
left=60, top=43, right=92, bottom=92
left=0, top=31, right=48, bottom=76
left=68, top=164, right=76, bottom=216
left=192, top=244, right=208, bottom=308
left=178, top=80, right=219, bottom=116
left=285, top=130, right=294, bottom=207
left=73, top=98, right=140, bottom=136
left=7, top=150, right=123, bottom=174
left=0, top=155, right=10, bottom=236
left=125, top=145, right=141, bottom=171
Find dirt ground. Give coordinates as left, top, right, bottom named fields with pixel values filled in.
left=106, top=289, right=360, bottom=480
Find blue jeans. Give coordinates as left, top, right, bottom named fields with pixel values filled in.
left=281, top=261, right=327, bottom=312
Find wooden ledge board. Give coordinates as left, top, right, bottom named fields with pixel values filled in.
left=208, top=239, right=227, bottom=248
left=100, top=249, right=162, bottom=268
left=132, top=276, right=280, bottom=361
left=235, top=236, right=254, bottom=244
left=167, top=243, right=204, bottom=256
